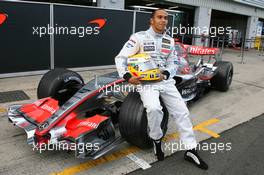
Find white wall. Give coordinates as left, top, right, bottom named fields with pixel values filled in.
left=193, top=7, right=212, bottom=45
left=167, top=0, right=264, bottom=18
left=246, top=16, right=259, bottom=48
left=97, top=0, right=124, bottom=9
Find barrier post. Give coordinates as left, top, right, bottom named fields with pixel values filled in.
left=240, top=37, right=245, bottom=64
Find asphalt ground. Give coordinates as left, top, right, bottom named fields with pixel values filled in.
left=129, top=114, right=264, bottom=175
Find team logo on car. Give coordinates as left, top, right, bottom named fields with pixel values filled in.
left=41, top=104, right=57, bottom=114
left=77, top=121, right=99, bottom=129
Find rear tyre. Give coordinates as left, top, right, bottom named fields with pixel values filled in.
left=119, top=92, right=169, bottom=149
left=211, top=61, right=233, bottom=92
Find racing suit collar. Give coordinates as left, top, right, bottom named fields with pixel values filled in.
left=147, top=26, right=164, bottom=38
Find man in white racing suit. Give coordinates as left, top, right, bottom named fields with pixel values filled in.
left=115, top=9, right=208, bottom=170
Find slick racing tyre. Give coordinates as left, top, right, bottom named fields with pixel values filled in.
left=119, top=92, right=169, bottom=149
left=37, top=68, right=84, bottom=105
left=211, top=61, right=233, bottom=92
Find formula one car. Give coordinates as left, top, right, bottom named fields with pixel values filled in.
left=7, top=44, right=233, bottom=159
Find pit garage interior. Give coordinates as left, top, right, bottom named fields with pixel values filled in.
left=210, top=10, right=248, bottom=39
left=125, top=0, right=263, bottom=46
left=210, top=10, right=248, bottom=47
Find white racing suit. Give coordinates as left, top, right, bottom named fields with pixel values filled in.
left=115, top=27, right=197, bottom=149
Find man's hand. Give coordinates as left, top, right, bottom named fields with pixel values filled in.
left=160, top=71, right=169, bottom=81
left=128, top=77, right=142, bottom=85
left=159, top=74, right=165, bottom=81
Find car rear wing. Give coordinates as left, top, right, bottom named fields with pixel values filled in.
left=182, top=44, right=220, bottom=55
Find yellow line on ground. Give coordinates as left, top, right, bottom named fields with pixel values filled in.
left=50, top=146, right=140, bottom=175
left=0, top=108, right=7, bottom=113
left=163, top=132, right=179, bottom=142
left=194, top=118, right=220, bottom=128
left=50, top=118, right=220, bottom=175
left=197, top=127, right=220, bottom=138
left=193, top=118, right=220, bottom=138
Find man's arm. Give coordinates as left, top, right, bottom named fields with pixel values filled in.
left=115, top=34, right=140, bottom=81
left=162, top=41, right=178, bottom=80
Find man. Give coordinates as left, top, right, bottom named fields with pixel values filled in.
left=115, top=9, right=208, bottom=170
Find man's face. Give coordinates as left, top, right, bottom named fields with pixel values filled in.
left=150, top=10, right=168, bottom=33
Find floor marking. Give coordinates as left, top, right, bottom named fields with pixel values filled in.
left=50, top=118, right=220, bottom=175
left=163, top=132, right=179, bottom=142
left=126, top=153, right=151, bottom=170
left=50, top=146, right=140, bottom=175
left=0, top=108, right=6, bottom=113
left=193, top=118, right=220, bottom=138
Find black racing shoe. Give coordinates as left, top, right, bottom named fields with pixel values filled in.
left=153, top=139, right=164, bottom=161
left=184, top=148, right=208, bottom=170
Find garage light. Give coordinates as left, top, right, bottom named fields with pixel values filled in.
left=169, top=6, right=179, bottom=9
left=146, top=3, right=156, bottom=6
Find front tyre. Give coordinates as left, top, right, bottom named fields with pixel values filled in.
left=37, top=68, right=84, bottom=105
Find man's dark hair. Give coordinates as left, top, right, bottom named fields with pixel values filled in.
left=151, top=8, right=167, bottom=18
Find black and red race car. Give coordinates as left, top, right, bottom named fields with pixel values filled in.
left=7, top=44, right=233, bottom=159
